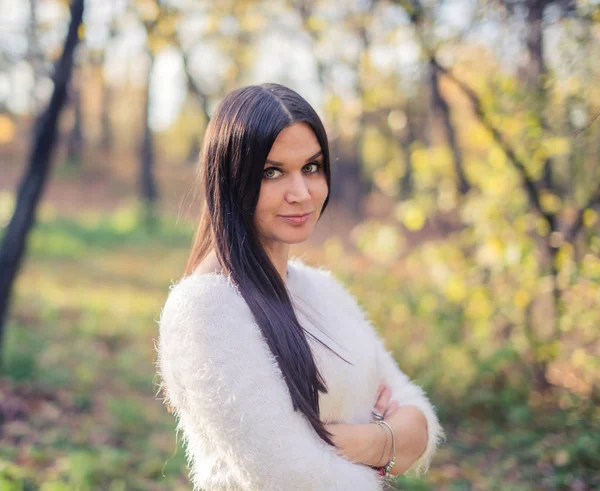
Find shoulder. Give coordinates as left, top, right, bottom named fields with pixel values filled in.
left=288, top=256, right=338, bottom=290
left=158, top=271, right=250, bottom=337
left=288, top=257, right=363, bottom=312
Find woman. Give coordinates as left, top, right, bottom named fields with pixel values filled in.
left=155, top=83, right=444, bottom=491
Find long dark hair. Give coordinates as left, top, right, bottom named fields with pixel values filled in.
left=183, top=83, right=341, bottom=446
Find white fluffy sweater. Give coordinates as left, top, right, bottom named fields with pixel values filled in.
left=155, top=257, right=444, bottom=491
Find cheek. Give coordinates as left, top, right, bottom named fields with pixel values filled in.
left=312, top=177, right=329, bottom=204
left=254, top=185, right=280, bottom=221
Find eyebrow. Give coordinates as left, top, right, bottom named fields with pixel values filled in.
left=265, top=150, right=323, bottom=167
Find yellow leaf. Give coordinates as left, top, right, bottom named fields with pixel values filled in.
left=307, top=15, right=326, bottom=32
left=373, top=225, right=402, bottom=261
left=540, top=191, right=562, bottom=214
left=445, top=277, right=467, bottom=303
left=541, top=137, right=570, bottom=157
left=351, top=223, right=403, bottom=264
left=583, top=209, right=598, bottom=228
left=373, top=168, right=397, bottom=197
left=205, top=16, right=219, bottom=34
left=410, top=147, right=428, bottom=171
left=566, top=77, right=579, bottom=93
left=514, top=290, right=531, bottom=308
left=488, top=146, right=506, bottom=169
left=0, top=115, right=15, bottom=144
left=241, top=13, right=266, bottom=32
left=148, top=36, right=170, bottom=54
left=466, top=289, right=493, bottom=319
left=391, top=304, right=410, bottom=323
left=397, top=202, right=425, bottom=231
left=138, top=0, right=159, bottom=23
left=476, top=237, right=503, bottom=266
left=570, top=348, right=587, bottom=368
left=535, top=217, right=551, bottom=236
left=555, top=243, right=574, bottom=270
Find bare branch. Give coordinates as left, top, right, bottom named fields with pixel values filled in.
left=431, top=57, right=556, bottom=231
left=572, top=108, right=600, bottom=139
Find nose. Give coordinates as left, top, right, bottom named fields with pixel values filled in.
left=285, top=173, right=311, bottom=203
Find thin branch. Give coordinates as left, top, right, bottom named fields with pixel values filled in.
left=293, top=0, right=331, bottom=91
left=430, top=58, right=555, bottom=231
left=565, top=183, right=600, bottom=243
left=572, top=108, right=600, bottom=139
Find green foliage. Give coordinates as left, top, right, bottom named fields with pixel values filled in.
left=0, top=206, right=196, bottom=489
left=1, top=206, right=598, bottom=489
left=28, top=205, right=193, bottom=260
left=2, top=323, right=45, bottom=382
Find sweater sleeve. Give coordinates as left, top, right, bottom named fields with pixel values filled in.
left=372, top=333, right=446, bottom=477
left=314, top=268, right=445, bottom=477
left=155, top=274, right=385, bottom=491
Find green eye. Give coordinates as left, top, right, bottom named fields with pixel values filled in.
left=304, top=163, right=322, bottom=173
left=263, top=167, right=282, bottom=179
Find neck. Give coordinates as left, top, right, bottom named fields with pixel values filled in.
left=262, top=241, right=290, bottom=284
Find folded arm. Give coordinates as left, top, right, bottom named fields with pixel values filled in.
left=372, top=333, right=446, bottom=476
left=325, top=328, right=445, bottom=477
left=324, top=403, right=427, bottom=474
left=156, top=275, right=385, bottom=491
left=317, top=269, right=445, bottom=477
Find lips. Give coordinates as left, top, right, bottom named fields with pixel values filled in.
left=280, top=212, right=313, bottom=224
left=281, top=213, right=312, bottom=218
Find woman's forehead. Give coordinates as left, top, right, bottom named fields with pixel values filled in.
left=267, top=123, right=321, bottom=163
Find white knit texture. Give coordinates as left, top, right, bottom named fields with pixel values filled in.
left=155, top=257, right=444, bottom=490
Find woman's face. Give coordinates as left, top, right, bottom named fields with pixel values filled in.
left=254, top=122, right=328, bottom=248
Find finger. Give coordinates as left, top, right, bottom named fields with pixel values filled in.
left=384, top=401, right=399, bottom=418
left=374, top=386, right=392, bottom=413
left=374, top=385, right=389, bottom=407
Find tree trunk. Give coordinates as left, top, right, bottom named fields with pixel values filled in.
left=99, top=25, right=118, bottom=152
left=430, top=60, right=470, bottom=195
left=526, top=0, right=553, bottom=191
left=0, top=0, right=85, bottom=362
left=66, top=70, right=84, bottom=167
left=139, top=50, right=158, bottom=224
left=400, top=107, right=417, bottom=199
left=27, top=0, right=42, bottom=112
left=181, top=48, right=210, bottom=166
left=329, top=140, right=365, bottom=219
left=100, top=75, right=113, bottom=151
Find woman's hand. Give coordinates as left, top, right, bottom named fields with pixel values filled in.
left=325, top=381, right=428, bottom=475
left=372, top=381, right=399, bottom=420
left=371, top=381, right=428, bottom=476
left=325, top=381, right=400, bottom=465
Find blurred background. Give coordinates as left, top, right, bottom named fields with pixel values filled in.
left=1, top=0, right=599, bottom=489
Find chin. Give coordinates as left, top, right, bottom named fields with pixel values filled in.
left=277, top=227, right=314, bottom=244
left=285, top=236, right=311, bottom=245
left=282, top=232, right=313, bottom=244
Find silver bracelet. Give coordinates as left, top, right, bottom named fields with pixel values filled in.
left=370, top=421, right=388, bottom=466
left=377, top=420, right=396, bottom=477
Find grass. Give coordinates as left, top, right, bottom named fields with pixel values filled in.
left=1, top=205, right=598, bottom=490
